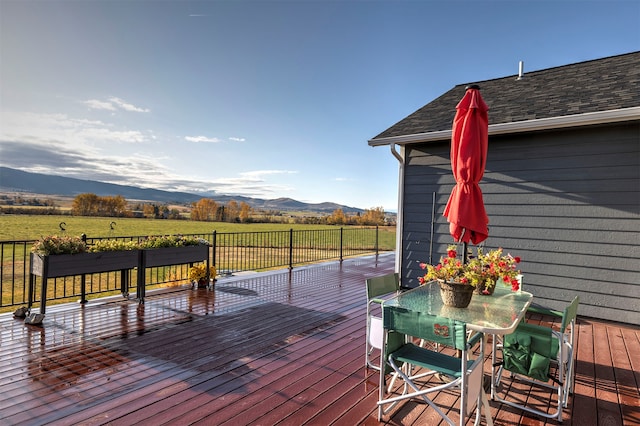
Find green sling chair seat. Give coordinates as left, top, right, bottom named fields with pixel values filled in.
left=365, top=273, right=400, bottom=371
left=378, top=307, right=490, bottom=426
left=494, top=295, right=579, bottom=423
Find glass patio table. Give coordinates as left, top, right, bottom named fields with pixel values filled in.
left=383, top=281, right=533, bottom=335
left=382, top=280, right=533, bottom=423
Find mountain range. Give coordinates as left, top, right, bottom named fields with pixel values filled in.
left=0, top=167, right=364, bottom=213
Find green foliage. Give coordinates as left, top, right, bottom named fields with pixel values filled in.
left=31, top=235, right=87, bottom=255
left=32, top=234, right=207, bottom=254
left=137, top=235, right=205, bottom=249
left=89, top=239, right=139, bottom=252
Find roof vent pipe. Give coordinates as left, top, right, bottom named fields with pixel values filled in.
left=517, top=61, right=524, bottom=80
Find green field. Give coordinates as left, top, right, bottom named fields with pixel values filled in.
left=0, top=214, right=396, bottom=243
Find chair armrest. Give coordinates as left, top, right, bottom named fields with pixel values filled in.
left=527, top=303, right=562, bottom=318
left=467, top=331, right=483, bottom=348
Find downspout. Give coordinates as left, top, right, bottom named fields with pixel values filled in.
left=390, top=143, right=404, bottom=279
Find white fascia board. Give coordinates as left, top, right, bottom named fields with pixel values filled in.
left=367, top=107, right=640, bottom=147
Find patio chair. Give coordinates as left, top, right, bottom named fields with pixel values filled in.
left=493, top=296, right=579, bottom=422
left=377, top=309, right=489, bottom=425
left=365, top=273, right=400, bottom=371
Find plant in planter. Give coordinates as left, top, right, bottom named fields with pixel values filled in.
left=30, top=235, right=141, bottom=278
left=31, top=235, right=87, bottom=255
left=137, top=236, right=210, bottom=301
left=463, top=247, right=521, bottom=294
left=418, top=246, right=473, bottom=307
left=137, top=235, right=204, bottom=249
left=25, top=234, right=211, bottom=321
left=418, top=245, right=522, bottom=307
left=88, top=239, right=138, bottom=252
left=418, top=246, right=467, bottom=284
left=188, top=263, right=217, bottom=288
left=24, top=235, right=141, bottom=322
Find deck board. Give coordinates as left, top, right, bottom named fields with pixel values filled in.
left=0, top=253, right=638, bottom=426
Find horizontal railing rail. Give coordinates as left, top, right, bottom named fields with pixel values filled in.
left=1, top=227, right=392, bottom=312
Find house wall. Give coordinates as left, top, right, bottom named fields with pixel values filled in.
left=401, top=122, right=639, bottom=325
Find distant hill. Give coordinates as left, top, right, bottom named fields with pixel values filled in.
left=0, top=167, right=363, bottom=214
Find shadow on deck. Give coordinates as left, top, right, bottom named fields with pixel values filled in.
left=0, top=253, right=638, bottom=425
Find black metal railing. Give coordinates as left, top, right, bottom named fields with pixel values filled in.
left=0, top=227, right=392, bottom=312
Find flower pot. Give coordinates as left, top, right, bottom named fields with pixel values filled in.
left=195, top=279, right=208, bottom=289
left=474, top=280, right=496, bottom=296
left=438, top=280, right=474, bottom=308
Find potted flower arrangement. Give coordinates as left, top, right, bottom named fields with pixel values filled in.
left=418, top=246, right=474, bottom=307
left=464, top=247, right=521, bottom=295
left=418, top=245, right=522, bottom=307
left=188, top=263, right=217, bottom=288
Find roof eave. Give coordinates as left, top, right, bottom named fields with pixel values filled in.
left=367, top=106, right=640, bottom=147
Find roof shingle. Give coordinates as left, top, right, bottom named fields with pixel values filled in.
left=372, top=51, right=640, bottom=140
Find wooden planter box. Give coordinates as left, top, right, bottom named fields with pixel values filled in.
left=26, top=245, right=210, bottom=322
left=137, top=245, right=210, bottom=302
left=139, top=245, right=209, bottom=268
left=28, top=251, right=140, bottom=319
left=31, top=251, right=139, bottom=278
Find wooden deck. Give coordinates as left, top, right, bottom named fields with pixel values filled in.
left=0, top=253, right=638, bottom=425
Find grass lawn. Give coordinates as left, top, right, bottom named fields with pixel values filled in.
left=0, top=214, right=396, bottom=241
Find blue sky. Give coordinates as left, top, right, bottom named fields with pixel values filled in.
left=1, top=1, right=638, bottom=211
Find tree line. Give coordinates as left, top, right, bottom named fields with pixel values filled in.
left=3, top=193, right=393, bottom=226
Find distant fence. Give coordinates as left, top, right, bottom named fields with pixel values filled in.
left=0, top=227, right=391, bottom=312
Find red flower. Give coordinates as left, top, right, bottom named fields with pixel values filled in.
left=510, top=278, right=520, bottom=291
left=447, top=249, right=457, bottom=258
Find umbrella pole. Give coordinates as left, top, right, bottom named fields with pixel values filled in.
left=462, top=242, right=468, bottom=265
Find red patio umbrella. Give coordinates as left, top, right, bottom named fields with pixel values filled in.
left=443, top=84, right=489, bottom=250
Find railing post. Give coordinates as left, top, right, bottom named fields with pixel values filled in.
left=289, top=229, right=294, bottom=270
left=211, top=230, right=217, bottom=267
left=375, top=225, right=379, bottom=257
left=339, top=227, right=344, bottom=263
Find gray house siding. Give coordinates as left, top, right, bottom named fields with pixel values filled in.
left=401, top=122, right=639, bottom=325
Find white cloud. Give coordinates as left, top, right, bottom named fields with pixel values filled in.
left=0, top=110, right=297, bottom=201
left=84, top=99, right=116, bottom=111
left=185, top=135, right=246, bottom=143
left=82, top=127, right=147, bottom=143
left=84, top=97, right=150, bottom=113
left=109, top=97, right=150, bottom=113
left=0, top=111, right=150, bottom=147
left=185, top=135, right=221, bottom=143
left=194, top=170, right=298, bottom=197
left=241, top=170, right=298, bottom=178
